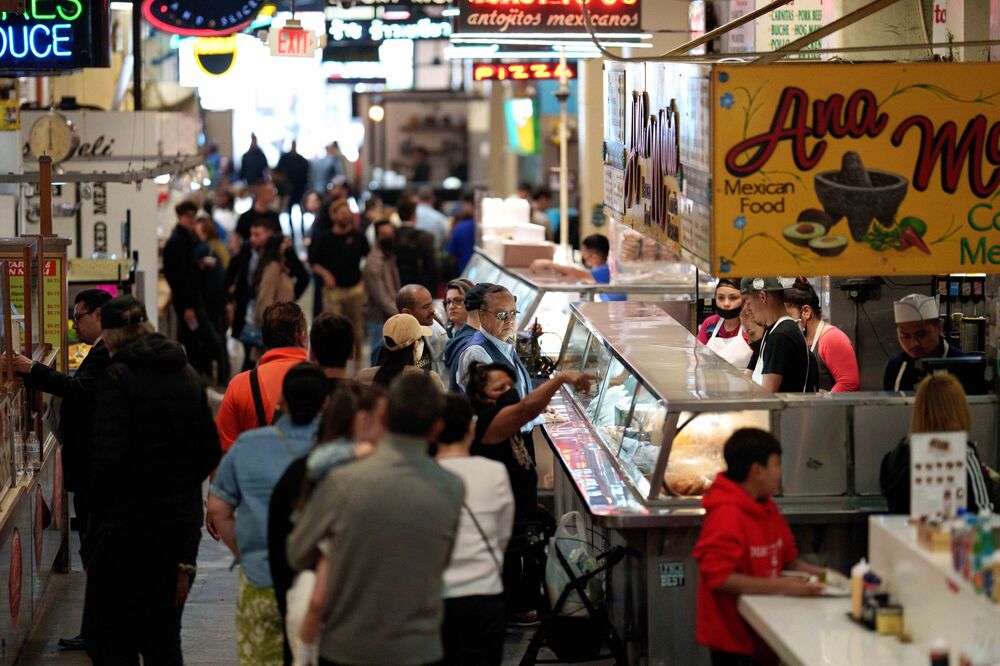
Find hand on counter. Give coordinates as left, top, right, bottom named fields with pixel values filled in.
left=3, top=352, right=34, bottom=375
left=774, top=576, right=824, bottom=597
left=529, top=259, right=553, bottom=273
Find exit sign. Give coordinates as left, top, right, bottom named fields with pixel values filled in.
left=473, top=62, right=576, bottom=82
left=269, top=26, right=318, bottom=58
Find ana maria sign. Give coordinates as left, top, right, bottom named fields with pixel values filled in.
left=0, top=0, right=110, bottom=73
left=712, top=62, right=1000, bottom=276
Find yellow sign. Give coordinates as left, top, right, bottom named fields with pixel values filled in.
left=712, top=62, right=1000, bottom=276
left=0, top=99, right=19, bottom=131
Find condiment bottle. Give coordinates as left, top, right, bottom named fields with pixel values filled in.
left=930, top=638, right=950, bottom=666
left=850, top=558, right=870, bottom=621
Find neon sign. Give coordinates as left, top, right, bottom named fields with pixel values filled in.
left=473, top=61, right=575, bottom=82
left=455, top=0, right=640, bottom=35
left=0, top=0, right=110, bottom=73
left=141, top=0, right=265, bottom=37
left=327, top=17, right=451, bottom=42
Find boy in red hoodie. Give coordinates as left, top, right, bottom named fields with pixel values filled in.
left=694, top=428, right=831, bottom=666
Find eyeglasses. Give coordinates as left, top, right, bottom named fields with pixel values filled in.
left=72, top=309, right=93, bottom=323
left=444, top=297, right=465, bottom=307
left=482, top=308, right=520, bottom=322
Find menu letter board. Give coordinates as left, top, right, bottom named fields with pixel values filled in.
left=0, top=0, right=111, bottom=73
left=42, top=258, right=63, bottom=371
left=909, top=431, right=966, bottom=521
left=455, top=0, right=640, bottom=35
left=712, top=63, right=1000, bottom=276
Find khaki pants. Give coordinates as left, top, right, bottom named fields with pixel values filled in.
left=322, top=282, right=365, bottom=351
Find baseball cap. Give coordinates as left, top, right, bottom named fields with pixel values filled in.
left=464, top=283, right=495, bottom=311
left=894, top=294, right=939, bottom=324
left=739, top=277, right=785, bottom=294
left=382, top=314, right=432, bottom=352
left=100, top=295, right=148, bottom=330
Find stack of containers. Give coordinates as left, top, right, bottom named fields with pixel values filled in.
left=480, top=196, right=555, bottom=267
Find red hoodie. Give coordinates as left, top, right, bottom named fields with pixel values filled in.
left=693, top=473, right=798, bottom=655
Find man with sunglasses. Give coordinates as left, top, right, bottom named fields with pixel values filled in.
left=6, top=288, right=113, bottom=651
left=456, top=285, right=532, bottom=401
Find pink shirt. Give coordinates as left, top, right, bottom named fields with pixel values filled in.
left=696, top=314, right=746, bottom=345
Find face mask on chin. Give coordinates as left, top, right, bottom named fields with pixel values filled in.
left=379, top=238, right=394, bottom=253
left=717, top=306, right=742, bottom=320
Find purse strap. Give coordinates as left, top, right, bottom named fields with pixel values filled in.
left=463, top=501, right=503, bottom=578
left=249, top=367, right=268, bottom=428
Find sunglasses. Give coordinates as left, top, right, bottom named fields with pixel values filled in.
left=482, top=308, right=520, bottom=322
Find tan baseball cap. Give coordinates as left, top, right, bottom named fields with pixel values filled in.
left=382, top=314, right=432, bottom=351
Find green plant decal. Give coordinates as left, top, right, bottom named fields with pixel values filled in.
left=879, top=83, right=1000, bottom=109
left=729, top=227, right=811, bottom=266
left=930, top=215, right=962, bottom=245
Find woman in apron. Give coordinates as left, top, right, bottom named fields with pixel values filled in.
left=696, top=278, right=753, bottom=369
left=784, top=278, right=860, bottom=392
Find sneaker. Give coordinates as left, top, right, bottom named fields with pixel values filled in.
left=509, top=611, right=540, bottom=627
left=58, top=634, right=85, bottom=650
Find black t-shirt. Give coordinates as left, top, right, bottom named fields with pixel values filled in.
left=473, top=393, right=538, bottom=520
left=308, top=229, right=369, bottom=288
left=235, top=209, right=281, bottom=240
left=748, top=319, right=818, bottom=392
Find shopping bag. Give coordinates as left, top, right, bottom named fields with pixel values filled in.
left=545, top=511, right=602, bottom=617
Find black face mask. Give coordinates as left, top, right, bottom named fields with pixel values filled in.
left=379, top=238, right=395, bottom=253
left=496, top=388, right=520, bottom=407
left=717, top=306, right=742, bottom=320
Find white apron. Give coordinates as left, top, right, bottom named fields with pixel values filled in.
left=706, top=318, right=753, bottom=370
left=892, top=339, right=950, bottom=391
left=752, top=316, right=809, bottom=391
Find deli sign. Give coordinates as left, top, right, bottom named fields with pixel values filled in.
left=454, top=0, right=640, bottom=35
left=712, top=62, right=1000, bottom=276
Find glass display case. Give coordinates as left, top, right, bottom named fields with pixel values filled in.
left=461, top=249, right=702, bottom=360
left=559, top=300, right=777, bottom=503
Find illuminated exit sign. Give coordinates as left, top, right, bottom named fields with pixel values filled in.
left=269, top=25, right=318, bottom=58
left=473, top=61, right=576, bottom=82
left=0, top=0, right=111, bottom=73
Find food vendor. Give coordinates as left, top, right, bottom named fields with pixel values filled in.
left=741, top=277, right=818, bottom=393
left=884, top=293, right=966, bottom=392
left=783, top=278, right=860, bottom=392
left=529, top=235, right=626, bottom=302
left=696, top=278, right=752, bottom=369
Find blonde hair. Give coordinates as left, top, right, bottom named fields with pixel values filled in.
left=910, top=373, right=970, bottom=434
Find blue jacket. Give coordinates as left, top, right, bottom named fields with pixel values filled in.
left=463, top=329, right=532, bottom=400
left=444, top=324, right=477, bottom=391
left=883, top=339, right=965, bottom=392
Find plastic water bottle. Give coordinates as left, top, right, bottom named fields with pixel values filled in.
left=13, top=432, right=25, bottom=479
left=26, top=432, right=40, bottom=475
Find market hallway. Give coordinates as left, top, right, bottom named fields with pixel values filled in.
left=16, top=532, right=559, bottom=665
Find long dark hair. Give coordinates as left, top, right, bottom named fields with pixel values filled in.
left=372, top=345, right=418, bottom=388
left=317, top=382, right=384, bottom=442
left=465, top=361, right=516, bottom=406
left=783, top=277, right=821, bottom=316
left=252, top=235, right=286, bottom=290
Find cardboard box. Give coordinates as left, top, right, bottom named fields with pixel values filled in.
left=501, top=241, right=555, bottom=268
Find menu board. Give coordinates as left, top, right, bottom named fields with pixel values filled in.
left=7, top=261, right=26, bottom=353
left=909, top=431, right=967, bottom=521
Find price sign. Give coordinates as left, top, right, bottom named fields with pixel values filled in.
left=473, top=61, right=575, bottom=82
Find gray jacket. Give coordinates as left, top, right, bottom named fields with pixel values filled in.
left=287, top=433, right=464, bottom=665
left=363, top=247, right=401, bottom=324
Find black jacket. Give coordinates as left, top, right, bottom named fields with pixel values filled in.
left=225, top=242, right=310, bottom=336
left=395, top=226, right=438, bottom=293
left=23, top=340, right=110, bottom=492
left=163, top=224, right=202, bottom=314
left=880, top=437, right=997, bottom=515
left=89, top=334, right=220, bottom=562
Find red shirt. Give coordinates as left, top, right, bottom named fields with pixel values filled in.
left=215, top=347, right=308, bottom=451
left=693, top=474, right=798, bottom=655
left=697, top=314, right=746, bottom=345
left=815, top=325, right=860, bottom=392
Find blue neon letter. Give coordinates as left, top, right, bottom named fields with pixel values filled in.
left=29, top=25, right=51, bottom=59
left=52, top=23, right=71, bottom=56
left=10, top=26, right=29, bottom=59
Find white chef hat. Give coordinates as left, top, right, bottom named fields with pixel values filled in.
left=894, top=294, right=939, bottom=324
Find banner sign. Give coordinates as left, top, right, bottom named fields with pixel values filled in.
left=0, top=0, right=110, bottom=73
left=712, top=63, right=1000, bottom=276
left=454, top=0, right=640, bottom=35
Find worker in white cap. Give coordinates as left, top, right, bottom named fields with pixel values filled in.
left=883, top=293, right=966, bottom=391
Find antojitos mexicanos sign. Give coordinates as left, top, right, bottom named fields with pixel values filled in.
left=712, top=62, right=1000, bottom=276
left=454, top=0, right=640, bottom=35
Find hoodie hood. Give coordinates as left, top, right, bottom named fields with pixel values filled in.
left=701, top=472, right=776, bottom=519
left=111, top=332, right=189, bottom=373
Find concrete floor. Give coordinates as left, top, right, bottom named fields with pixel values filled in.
left=15, top=530, right=582, bottom=665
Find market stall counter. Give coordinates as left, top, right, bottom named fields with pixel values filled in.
left=543, top=300, right=997, bottom=665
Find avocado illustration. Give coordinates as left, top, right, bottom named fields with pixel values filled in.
left=783, top=222, right=826, bottom=247
left=808, top=235, right=849, bottom=257
left=797, top=208, right=835, bottom=231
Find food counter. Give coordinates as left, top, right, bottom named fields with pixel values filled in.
left=461, top=249, right=709, bottom=360
left=543, top=300, right=998, bottom=665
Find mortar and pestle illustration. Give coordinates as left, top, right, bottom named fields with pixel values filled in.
left=814, top=152, right=909, bottom=241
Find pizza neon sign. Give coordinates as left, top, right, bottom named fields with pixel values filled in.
left=473, top=61, right=575, bottom=82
